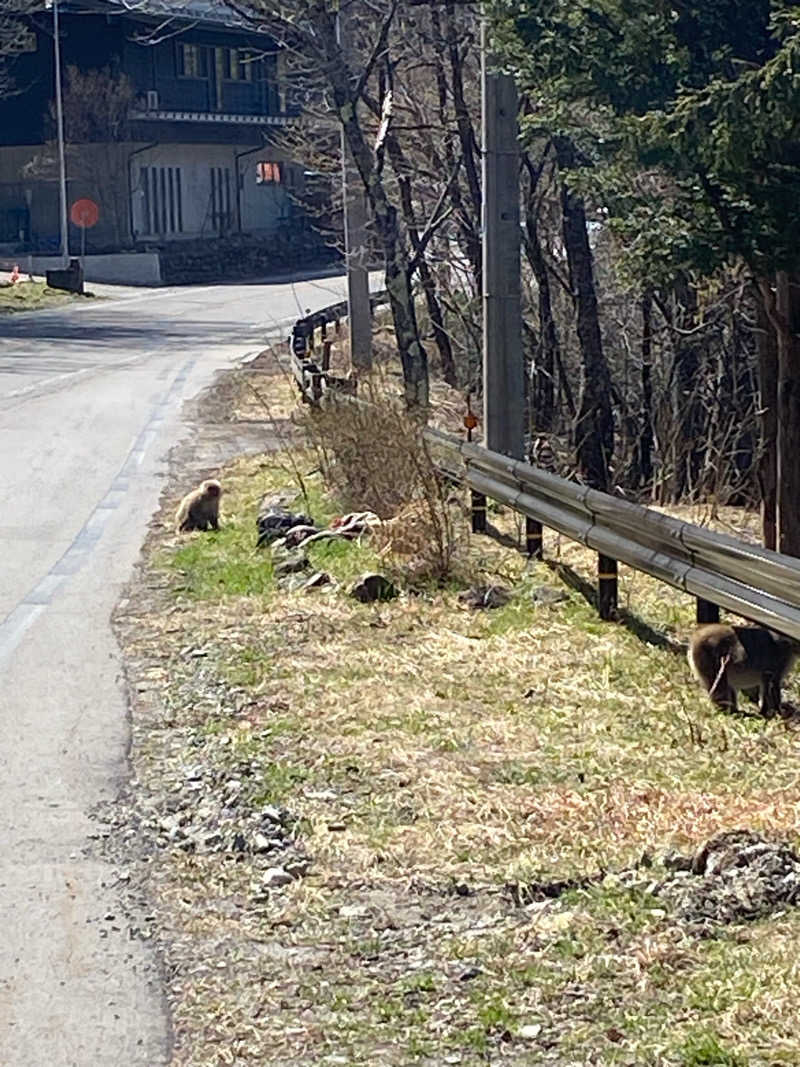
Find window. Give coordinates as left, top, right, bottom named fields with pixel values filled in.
left=140, top=166, right=183, bottom=236
left=255, top=161, right=281, bottom=184
left=177, top=43, right=209, bottom=78
left=224, top=48, right=254, bottom=82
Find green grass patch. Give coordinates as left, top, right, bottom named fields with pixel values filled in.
left=0, top=280, right=86, bottom=313
left=171, top=527, right=274, bottom=599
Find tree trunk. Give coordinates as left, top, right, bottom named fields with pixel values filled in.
left=638, top=289, right=654, bottom=488
left=775, top=271, right=800, bottom=557
left=755, top=281, right=777, bottom=549
left=671, top=277, right=705, bottom=501
left=522, top=192, right=559, bottom=429
left=554, top=137, right=614, bottom=491
left=389, top=145, right=458, bottom=386
left=430, top=6, right=481, bottom=286
left=323, top=12, right=428, bottom=409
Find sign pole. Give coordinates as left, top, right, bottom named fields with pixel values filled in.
left=53, top=0, right=70, bottom=267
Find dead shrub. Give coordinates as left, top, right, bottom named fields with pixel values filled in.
left=299, top=379, right=465, bottom=580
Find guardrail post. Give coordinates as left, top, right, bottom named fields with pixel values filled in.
left=696, top=599, right=720, bottom=625
left=525, top=518, right=543, bottom=559
left=471, top=491, right=487, bottom=533
left=598, top=554, right=617, bottom=620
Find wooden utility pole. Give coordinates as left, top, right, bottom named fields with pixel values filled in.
left=481, top=21, right=524, bottom=460
left=338, top=6, right=373, bottom=371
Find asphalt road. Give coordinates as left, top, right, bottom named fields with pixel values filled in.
left=0, top=271, right=356, bottom=1066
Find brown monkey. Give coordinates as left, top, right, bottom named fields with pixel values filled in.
left=175, top=479, right=222, bottom=533
left=688, top=623, right=798, bottom=717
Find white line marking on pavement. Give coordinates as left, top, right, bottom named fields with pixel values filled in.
left=0, top=358, right=195, bottom=667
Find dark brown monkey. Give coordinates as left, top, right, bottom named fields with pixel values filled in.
left=175, top=479, right=222, bottom=533
left=688, top=623, right=798, bottom=716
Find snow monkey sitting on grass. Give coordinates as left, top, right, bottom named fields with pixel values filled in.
left=175, top=479, right=222, bottom=533
left=688, top=623, right=799, bottom=717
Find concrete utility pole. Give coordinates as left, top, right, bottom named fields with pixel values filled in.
left=337, top=6, right=372, bottom=371
left=481, top=20, right=524, bottom=459
left=52, top=0, right=70, bottom=266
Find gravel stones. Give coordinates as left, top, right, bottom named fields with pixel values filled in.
left=654, top=829, right=800, bottom=926
left=141, top=755, right=311, bottom=891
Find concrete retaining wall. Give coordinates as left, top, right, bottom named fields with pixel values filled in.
left=0, top=252, right=162, bottom=286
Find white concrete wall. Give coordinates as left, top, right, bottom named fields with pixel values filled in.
left=130, top=144, right=291, bottom=239
left=239, top=156, right=292, bottom=234
left=131, top=143, right=235, bottom=239
left=2, top=253, right=162, bottom=286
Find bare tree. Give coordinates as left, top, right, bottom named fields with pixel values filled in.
left=29, top=66, right=135, bottom=248
left=0, top=1, right=36, bottom=98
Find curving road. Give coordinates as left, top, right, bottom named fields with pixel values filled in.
left=0, top=272, right=357, bottom=1067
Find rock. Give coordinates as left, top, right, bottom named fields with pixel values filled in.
left=303, top=571, right=332, bottom=592
left=261, top=866, right=293, bottom=888
left=458, top=966, right=481, bottom=981
left=518, top=1024, right=542, bottom=1040
left=691, top=828, right=767, bottom=876
left=661, top=848, right=693, bottom=872
left=253, top=832, right=271, bottom=853
left=283, top=524, right=319, bottom=548
left=349, top=573, right=398, bottom=603
left=531, top=584, right=568, bottom=606
left=259, top=490, right=300, bottom=511
left=458, top=584, right=511, bottom=610
left=256, top=503, right=314, bottom=547
left=260, top=805, right=284, bottom=825
left=655, top=829, right=800, bottom=925
left=327, top=820, right=347, bottom=831
left=278, top=573, right=312, bottom=593
left=330, top=511, right=381, bottom=539
left=274, top=551, right=311, bottom=578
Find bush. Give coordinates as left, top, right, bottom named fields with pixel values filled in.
left=299, top=379, right=465, bottom=581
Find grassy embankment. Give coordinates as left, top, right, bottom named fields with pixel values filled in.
left=119, top=379, right=800, bottom=1065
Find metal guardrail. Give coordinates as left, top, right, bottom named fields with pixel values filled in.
left=286, top=292, right=800, bottom=636
left=424, top=427, right=800, bottom=640
left=289, top=289, right=389, bottom=404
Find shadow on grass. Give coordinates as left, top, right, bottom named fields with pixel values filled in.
left=545, top=559, right=686, bottom=656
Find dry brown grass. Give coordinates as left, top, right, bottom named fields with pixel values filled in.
left=299, top=376, right=464, bottom=581
left=115, top=446, right=800, bottom=1066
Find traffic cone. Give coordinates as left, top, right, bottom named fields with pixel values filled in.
left=9, top=264, right=20, bottom=284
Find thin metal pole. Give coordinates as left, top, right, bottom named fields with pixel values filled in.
left=481, top=19, right=524, bottom=460
left=53, top=0, right=70, bottom=266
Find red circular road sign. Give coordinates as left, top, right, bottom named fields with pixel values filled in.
left=70, top=198, right=99, bottom=228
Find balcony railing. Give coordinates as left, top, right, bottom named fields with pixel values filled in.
left=129, top=107, right=296, bottom=126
